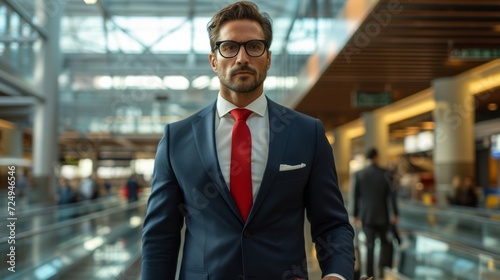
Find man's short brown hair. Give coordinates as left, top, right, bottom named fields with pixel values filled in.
left=207, top=1, right=273, bottom=52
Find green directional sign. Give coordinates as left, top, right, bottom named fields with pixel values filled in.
left=450, top=48, right=500, bottom=60
left=353, top=92, right=392, bottom=107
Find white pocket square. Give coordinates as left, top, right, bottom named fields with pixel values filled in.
left=279, top=163, right=306, bottom=171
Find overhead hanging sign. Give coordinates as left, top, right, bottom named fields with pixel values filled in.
left=353, top=92, right=392, bottom=107
left=449, top=48, right=500, bottom=60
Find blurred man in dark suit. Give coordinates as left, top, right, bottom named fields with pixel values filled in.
left=353, top=147, right=399, bottom=279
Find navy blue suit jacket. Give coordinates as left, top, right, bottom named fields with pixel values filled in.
left=142, top=98, right=355, bottom=280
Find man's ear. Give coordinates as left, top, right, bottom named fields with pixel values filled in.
left=209, top=53, right=217, bottom=72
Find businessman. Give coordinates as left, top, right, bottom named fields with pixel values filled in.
left=353, top=148, right=399, bottom=279
left=142, top=2, right=355, bottom=279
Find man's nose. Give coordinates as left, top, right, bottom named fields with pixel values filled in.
left=235, top=45, right=250, bottom=63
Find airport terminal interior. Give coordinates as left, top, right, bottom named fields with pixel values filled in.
left=1, top=0, right=500, bottom=279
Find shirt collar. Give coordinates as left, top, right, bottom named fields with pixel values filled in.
left=216, top=92, right=267, bottom=118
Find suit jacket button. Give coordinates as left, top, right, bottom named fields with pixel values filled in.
left=243, top=230, right=250, bottom=238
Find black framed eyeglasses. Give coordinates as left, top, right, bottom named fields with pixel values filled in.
left=214, top=40, right=268, bottom=58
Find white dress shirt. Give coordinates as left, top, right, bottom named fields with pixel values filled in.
left=215, top=92, right=269, bottom=198
left=215, top=93, right=346, bottom=280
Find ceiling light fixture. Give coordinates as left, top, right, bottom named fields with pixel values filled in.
left=487, top=103, right=498, bottom=111
left=84, top=0, right=98, bottom=5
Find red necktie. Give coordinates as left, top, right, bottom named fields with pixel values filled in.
left=230, top=109, right=253, bottom=221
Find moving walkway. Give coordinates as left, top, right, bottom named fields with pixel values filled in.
left=0, top=195, right=146, bottom=280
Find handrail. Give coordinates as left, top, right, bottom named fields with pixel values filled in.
left=401, top=199, right=500, bottom=216
left=395, top=201, right=500, bottom=259
left=0, top=198, right=120, bottom=219
left=357, top=227, right=500, bottom=262
left=356, top=228, right=500, bottom=279
left=399, top=229, right=500, bottom=261
left=0, top=195, right=121, bottom=218
left=399, top=205, right=500, bottom=227
left=0, top=198, right=147, bottom=243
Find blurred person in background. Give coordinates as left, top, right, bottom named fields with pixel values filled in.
left=353, top=147, right=399, bottom=280
left=17, top=169, right=29, bottom=197
left=57, top=177, right=76, bottom=205
left=449, top=175, right=478, bottom=207
left=79, top=174, right=98, bottom=201
left=125, top=174, right=140, bottom=203
left=103, top=180, right=113, bottom=196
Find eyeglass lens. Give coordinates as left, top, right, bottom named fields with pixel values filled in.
left=219, top=40, right=266, bottom=58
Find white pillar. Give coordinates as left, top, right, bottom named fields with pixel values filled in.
left=362, top=112, right=389, bottom=166
left=32, top=0, right=63, bottom=196
left=432, top=77, right=475, bottom=205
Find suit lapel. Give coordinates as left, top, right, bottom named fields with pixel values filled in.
left=248, top=99, right=292, bottom=222
left=191, top=102, right=242, bottom=221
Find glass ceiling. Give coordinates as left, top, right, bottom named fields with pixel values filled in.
left=61, top=16, right=320, bottom=54
left=2, top=0, right=349, bottom=134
